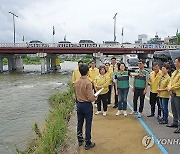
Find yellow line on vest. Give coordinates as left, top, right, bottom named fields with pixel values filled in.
left=129, top=85, right=173, bottom=118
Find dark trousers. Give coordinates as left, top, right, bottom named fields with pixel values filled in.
left=113, top=84, right=118, bottom=107
left=77, top=102, right=93, bottom=145
left=97, top=93, right=108, bottom=111
left=171, top=94, right=180, bottom=125
left=149, top=92, right=161, bottom=116
left=107, top=85, right=112, bottom=104
left=133, top=88, right=145, bottom=113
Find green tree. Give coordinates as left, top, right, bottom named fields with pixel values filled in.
left=176, top=34, right=180, bottom=45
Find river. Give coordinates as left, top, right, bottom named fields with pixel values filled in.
left=0, top=61, right=77, bottom=154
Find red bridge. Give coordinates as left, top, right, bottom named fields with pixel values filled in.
left=0, top=43, right=179, bottom=54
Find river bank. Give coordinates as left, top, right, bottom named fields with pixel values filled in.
left=17, top=84, right=75, bottom=153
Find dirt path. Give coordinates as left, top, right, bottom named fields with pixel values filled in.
left=78, top=105, right=161, bottom=154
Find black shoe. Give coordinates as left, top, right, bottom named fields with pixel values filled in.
left=113, top=106, right=117, bottom=108
left=159, top=120, right=168, bottom=124
left=78, top=140, right=84, bottom=146
left=166, top=123, right=178, bottom=128
left=85, top=142, right=96, bottom=150
left=174, top=127, right=180, bottom=133
left=147, top=114, right=154, bottom=117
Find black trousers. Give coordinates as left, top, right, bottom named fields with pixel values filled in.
left=113, top=84, right=118, bottom=107
left=133, top=88, right=145, bottom=113
left=97, top=93, right=108, bottom=111
left=149, top=92, right=161, bottom=116
left=77, top=102, right=93, bottom=145
left=107, top=85, right=112, bottom=104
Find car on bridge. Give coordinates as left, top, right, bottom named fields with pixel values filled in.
left=28, top=40, right=49, bottom=48
left=78, top=40, right=97, bottom=47
left=103, top=41, right=120, bottom=47
left=58, top=41, right=72, bottom=47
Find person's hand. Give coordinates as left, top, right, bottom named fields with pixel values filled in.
left=94, top=96, right=98, bottom=101
left=132, top=87, right=135, bottom=92
left=157, top=89, right=161, bottom=92
left=167, top=87, right=171, bottom=92
left=97, top=86, right=102, bottom=90
left=116, top=91, right=118, bottom=96
left=139, top=74, right=144, bottom=77
left=169, top=91, right=173, bottom=95
left=144, top=89, right=147, bottom=95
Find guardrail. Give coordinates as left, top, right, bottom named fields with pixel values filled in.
left=0, top=43, right=180, bottom=49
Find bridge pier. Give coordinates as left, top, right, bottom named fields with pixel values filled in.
left=93, top=52, right=103, bottom=68
left=40, top=57, right=46, bottom=74
left=148, top=54, right=154, bottom=69
left=46, top=57, right=51, bottom=72
left=14, top=56, right=24, bottom=72
left=123, top=54, right=127, bottom=64
left=0, top=57, right=3, bottom=72
left=7, top=56, right=13, bottom=72
left=51, top=55, right=61, bottom=71
left=6, top=55, right=24, bottom=72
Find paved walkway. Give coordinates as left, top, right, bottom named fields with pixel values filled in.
left=78, top=105, right=161, bottom=154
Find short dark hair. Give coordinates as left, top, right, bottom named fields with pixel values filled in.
left=90, top=60, right=96, bottom=64
left=175, top=56, right=180, bottom=62
left=138, top=59, right=145, bottom=64
left=163, top=63, right=171, bottom=71
left=153, top=62, right=160, bottom=67
left=105, top=62, right=110, bottom=66
left=111, top=57, right=116, bottom=60
left=117, top=62, right=127, bottom=71
left=78, top=60, right=83, bottom=64
left=79, top=64, right=89, bottom=76
left=99, top=65, right=107, bottom=73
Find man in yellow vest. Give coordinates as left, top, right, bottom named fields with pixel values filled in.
left=147, top=62, right=162, bottom=119
left=110, top=57, right=118, bottom=108
left=72, top=60, right=83, bottom=84
left=167, top=56, right=180, bottom=133
left=88, top=60, right=99, bottom=85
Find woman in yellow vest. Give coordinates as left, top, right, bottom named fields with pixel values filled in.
left=157, top=63, right=171, bottom=124
left=105, top=63, right=113, bottom=106
left=94, top=66, right=109, bottom=116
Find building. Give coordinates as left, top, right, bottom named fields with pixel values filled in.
left=164, top=31, right=180, bottom=45
left=138, top=34, right=148, bottom=44
left=147, top=33, right=163, bottom=44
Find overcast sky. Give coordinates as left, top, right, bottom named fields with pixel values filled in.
left=0, top=0, right=180, bottom=43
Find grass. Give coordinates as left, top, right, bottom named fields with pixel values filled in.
left=22, top=56, right=41, bottom=65
left=17, top=83, right=75, bottom=154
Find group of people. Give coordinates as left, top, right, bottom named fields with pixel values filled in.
left=72, top=56, right=180, bottom=150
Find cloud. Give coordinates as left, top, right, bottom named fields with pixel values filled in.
left=0, top=0, right=180, bottom=44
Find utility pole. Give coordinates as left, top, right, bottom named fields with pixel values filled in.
left=113, top=13, right=118, bottom=41
left=9, top=12, right=18, bottom=44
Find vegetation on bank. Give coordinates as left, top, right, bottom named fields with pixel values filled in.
left=3, top=58, right=8, bottom=65
left=3, top=54, right=92, bottom=65
left=17, top=83, right=75, bottom=154
left=2, top=56, right=41, bottom=65
left=62, top=54, right=93, bottom=65
left=22, top=56, right=41, bottom=65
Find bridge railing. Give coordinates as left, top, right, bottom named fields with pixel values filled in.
left=0, top=43, right=180, bottom=49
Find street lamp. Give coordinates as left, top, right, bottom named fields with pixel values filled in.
left=9, top=12, right=18, bottom=44
left=113, top=13, right=117, bottom=41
